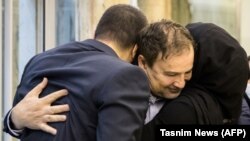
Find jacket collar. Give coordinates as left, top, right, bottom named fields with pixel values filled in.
left=82, top=39, right=119, bottom=58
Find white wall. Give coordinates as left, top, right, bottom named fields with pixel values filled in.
left=240, top=0, right=250, bottom=55
left=189, top=0, right=239, bottom=40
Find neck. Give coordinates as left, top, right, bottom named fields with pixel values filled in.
left=97, top=39, right=133, bottom=62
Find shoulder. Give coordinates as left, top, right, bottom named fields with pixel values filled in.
left=102, top=59, right=149, bottom=88
left=96, top=55, right=147, bottom=79
left=157, top=86, right=224, bottom=124
left=155, top=96, right=198, bottom=124
left=162, top=96, right=196, bottom=114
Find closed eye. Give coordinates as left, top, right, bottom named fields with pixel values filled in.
left=164, top=72, right=178, bottom=77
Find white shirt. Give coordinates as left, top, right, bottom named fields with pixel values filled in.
left=144, top=94, right=165, bottom=124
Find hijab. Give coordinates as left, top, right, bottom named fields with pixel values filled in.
left=185, top=22, right=249, bottom=123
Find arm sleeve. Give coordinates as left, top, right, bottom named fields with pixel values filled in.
left=96, top=66, right=150, bottom=141
left=3, top=109, right=23, bottom=138
left=3, top=56, right=37, bottom=138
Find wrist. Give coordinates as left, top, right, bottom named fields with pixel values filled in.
left=10, top=107, right=25, bottom=130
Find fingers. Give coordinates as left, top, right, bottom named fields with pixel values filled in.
left=44, top=114, right=67, bottom=123
left=40, top=123, right=57, bottom=135
left=39, top=77, right=48, bottom=89
left=43, top=89, right=68, bottom=104
left=27, top=77, right=48, bottom=97
left=49, top=105, right=70, bottom=114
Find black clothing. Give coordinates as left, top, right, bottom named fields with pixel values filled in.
left=186, top=23, right=249, bottom=122
left=142, top=23, right=249, bottom=141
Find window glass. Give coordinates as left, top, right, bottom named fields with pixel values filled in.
left=18, top=0, right=38, bottom=80
left=189, top=0, right=239, bottom=40
left=56, top=0, right=76, bottom=46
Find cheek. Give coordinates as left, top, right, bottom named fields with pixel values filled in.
left=185, top=73, right=192, bottom=80
left=157, top=76, right=174, bottom=86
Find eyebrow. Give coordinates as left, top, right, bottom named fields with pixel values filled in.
left=165, top=68, right=193, bottom=74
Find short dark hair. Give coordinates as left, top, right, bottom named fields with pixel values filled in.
left=94, top=4, right=148, bottom=49
left=137, top=19, right=195, bottom=67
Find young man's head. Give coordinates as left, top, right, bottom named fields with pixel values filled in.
left=137, top=19, right=195, bottom=99
left=94, top=4, right=148, bottom=62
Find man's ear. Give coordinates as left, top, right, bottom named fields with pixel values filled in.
left=130, top=44, right=139, bottom=63
left=138, top=55, right=147, bottom=70
left=132, top=44, right=138, bottom=59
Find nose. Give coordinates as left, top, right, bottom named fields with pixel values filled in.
left=173, top=74, right=186, bottom=89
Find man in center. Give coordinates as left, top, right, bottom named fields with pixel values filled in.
left=135, top=19, right=195, bottom=124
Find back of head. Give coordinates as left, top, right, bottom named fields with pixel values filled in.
left=186, top=22, right=249, bottom=122
left=94, top=4, right=148, bottom=49
left=136, top=19, right=195, bottom=67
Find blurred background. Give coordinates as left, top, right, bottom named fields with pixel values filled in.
left=1, top=0, right=249, bottom=140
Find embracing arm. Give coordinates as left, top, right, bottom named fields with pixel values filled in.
left=3, top=78, right=70, bottom=138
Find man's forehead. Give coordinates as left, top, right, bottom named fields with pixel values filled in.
left=154, top=49, right=194, bottom=73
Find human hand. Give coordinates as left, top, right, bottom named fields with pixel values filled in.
left=11, top=77, right=70, bottom=135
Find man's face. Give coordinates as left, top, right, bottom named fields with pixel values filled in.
left=138, top=45, right=194, bottom=99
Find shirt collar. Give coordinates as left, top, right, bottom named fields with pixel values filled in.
left=149, top=94, right=164, bottom=104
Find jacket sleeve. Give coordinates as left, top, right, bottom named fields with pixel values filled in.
left=96, top=66, right=150, bottom=141
left=2, top=56, right=38, bottom=139
left=3, top=110, right=23, bottom=138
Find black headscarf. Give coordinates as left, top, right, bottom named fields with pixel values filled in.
left=185, top=22, right=249, bottom=123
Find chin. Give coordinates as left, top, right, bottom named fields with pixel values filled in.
left=164, top=93, right=180, bottom=99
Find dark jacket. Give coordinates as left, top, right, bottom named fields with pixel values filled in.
left=238, top=93, right=250, bottom=124
left=3, top=39, right=150, bottom=141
